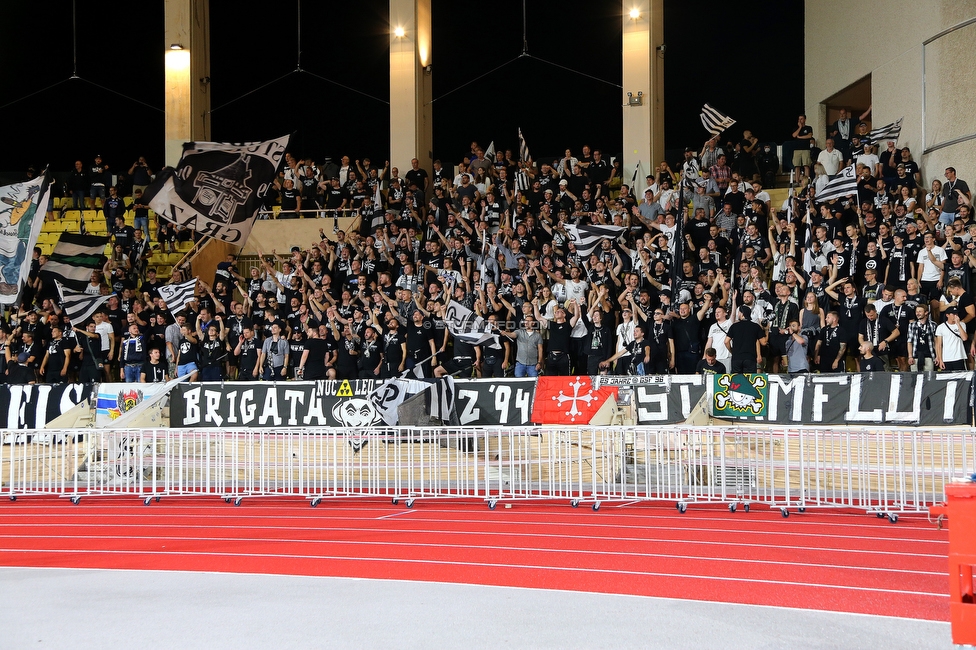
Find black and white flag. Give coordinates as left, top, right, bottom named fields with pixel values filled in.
left=700, top=103, right=736, bottom=137
left=158, top=278, right=197, bottom=314
left=815, top=164, right=858, bottom=204
left=866, top=118, right=903, bottom=143
left=444, top=299, right=496, bottom=346
left=143, top=135, right=290, bottom=245
left=426, top=376, right=456, bottom=421
left=515, top=170, right=530, bottom=192
left=39, top=233, right=110, bottom=292
left=56, top=281, right=110, bottom=325
left=484, top=141, right=496, bottom=163
left=518, top=127, right=530, bottom=162
left=563, top=224, right=627, bottom=257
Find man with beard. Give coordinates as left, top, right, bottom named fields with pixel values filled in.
left=814, top=311, right=846, bottom=373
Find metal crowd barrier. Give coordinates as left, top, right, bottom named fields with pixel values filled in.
left=2, top=426, right=973, bottom=520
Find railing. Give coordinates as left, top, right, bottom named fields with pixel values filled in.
left=257, top=208, right=360, bottom=220
left=2, top=426, right=972, bottom=519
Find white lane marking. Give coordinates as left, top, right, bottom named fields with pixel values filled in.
left=0, top=547, right=949, bottom=599
left=0, top=524, right=946, bottom=559
left=0, top=533, right=946, bottom=577
left=0, top=507, right=948, bottom=539
left=377, top=510, right=419, bottom=519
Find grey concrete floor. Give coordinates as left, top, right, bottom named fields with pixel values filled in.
left=0, top=567, right=950, bottom=649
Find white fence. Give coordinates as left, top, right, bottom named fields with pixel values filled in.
left=2, top=426, right=973, bottom=520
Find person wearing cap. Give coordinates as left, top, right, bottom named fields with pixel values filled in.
left=936, top=307, right=968, bottom=371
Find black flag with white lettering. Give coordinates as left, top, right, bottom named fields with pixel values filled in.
left=143, top=135, right=290, bottom=245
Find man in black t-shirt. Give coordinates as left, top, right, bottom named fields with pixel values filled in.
left=726, top=306, right=766, bottom=373
left=382, top=316, right=406, bottom=378
left=39, top=324, right=70, bottom=383
left=140, top=348, right=168, bottom=382
left=405, top=158, right=429, bottom=193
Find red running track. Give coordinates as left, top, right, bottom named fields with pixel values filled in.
left=0, top=497, right=949, bottom=621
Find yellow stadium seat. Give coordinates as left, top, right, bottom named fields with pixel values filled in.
left=41, top=220, right=59, bottom=233
left=61, top=220, right=79, bottom=233
left=39, top=244, right=54, bottom=256
left=177, top=241, right=194, bottom=252
left=124, top=197, right=133, bottom=207
left=155, top=266, right=172, bottom=277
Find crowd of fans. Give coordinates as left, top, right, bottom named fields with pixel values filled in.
left=2, top=114, right=974, bottom=385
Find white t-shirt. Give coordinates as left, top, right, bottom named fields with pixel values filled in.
left=564, top=279, right=587, bottom=304
left=95, top=322, right=113, bottom=352
left=707, top=321, right=732, bottom=361
left=857, top=153, right=880, bottom=172
left=615, top=321, right=636, bottom=353
left=936, top=322, right=966, bottom=362
left=916, top=246, right=947, bottom=281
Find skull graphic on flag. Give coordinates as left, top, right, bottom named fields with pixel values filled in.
left=711, top=374, right=769, bottom=418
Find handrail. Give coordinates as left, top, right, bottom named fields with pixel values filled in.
left=258, top=208, right=361, bottom=219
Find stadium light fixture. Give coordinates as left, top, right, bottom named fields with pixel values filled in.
left=629, top=8, right=640, bottom=19
left=393, top=26, right=405, bottom=38
left=169, top=43, right=184, bottom=50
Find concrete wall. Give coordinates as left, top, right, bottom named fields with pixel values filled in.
left=805, top=1, right=976, bottom=188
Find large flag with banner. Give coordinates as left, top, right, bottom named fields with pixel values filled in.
left=563, top=224, right=626, bottom=257
left=700, top=103, right=736, bottom=137
left=530, top=376, right=618, bottom=424
left=711, top=373, right=769, bottom=418
left=814, top=164, right=858, bottom=204
left=39, top=232, right=110, bottom=293
left=143, top=135, right=290, bottom=245
left=0, top=174, right=51, bottom=303
left=56, top=281, right=110, bottom=325
left=158, top=278, right=197, bottom=314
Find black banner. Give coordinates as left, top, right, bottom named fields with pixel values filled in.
left=170, top=380, right=384, bottom=428
left=168, top=373, right=974, bottom=428
left=0, top=383, right=93, bottom=430
left=607, top=373, right=974, bottom=426
left=454, top=379, right=536, bottom=426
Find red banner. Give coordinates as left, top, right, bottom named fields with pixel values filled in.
left=530, top=376, right=618, bottom=424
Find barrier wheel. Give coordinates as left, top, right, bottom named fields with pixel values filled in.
left=310, top=498, right=321, bottom=508
left=8, top=495, right=16, bottom=502
left=743, top=504, right=750, bottom=513
left=405, top=499, right=414, bottom=508
left=144, top=497, right=152, bottom=506
left=781, top=508, right=789, bottom=518
left=677, top=503, right=687, bottom=513
left=155, top=496, right=161, bottom=503
left=798, top=507, right=806, bottom=513
left=876, top=512, right=885, bottom=518
left=571, top=499, right=580, bottom=508
left=488, top=500, right=497, bottom=510
left=70, top=496, right=81, bottom=505
left=888, top=513, right=899, bottom=524
left=234, top=497, right=243, bottom=507
left=591, top=502, right=601, bottom=512
left=729, top=503, right=737, bottom=513
left=223, top=497, right=231, bottom=504
left=391, top=498, right=399, bottom=505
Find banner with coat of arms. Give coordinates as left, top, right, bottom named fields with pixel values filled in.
left=95, top=383, right=172, bottom=426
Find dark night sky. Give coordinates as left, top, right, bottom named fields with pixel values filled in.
left=0, top=0, right=802, bottom=178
